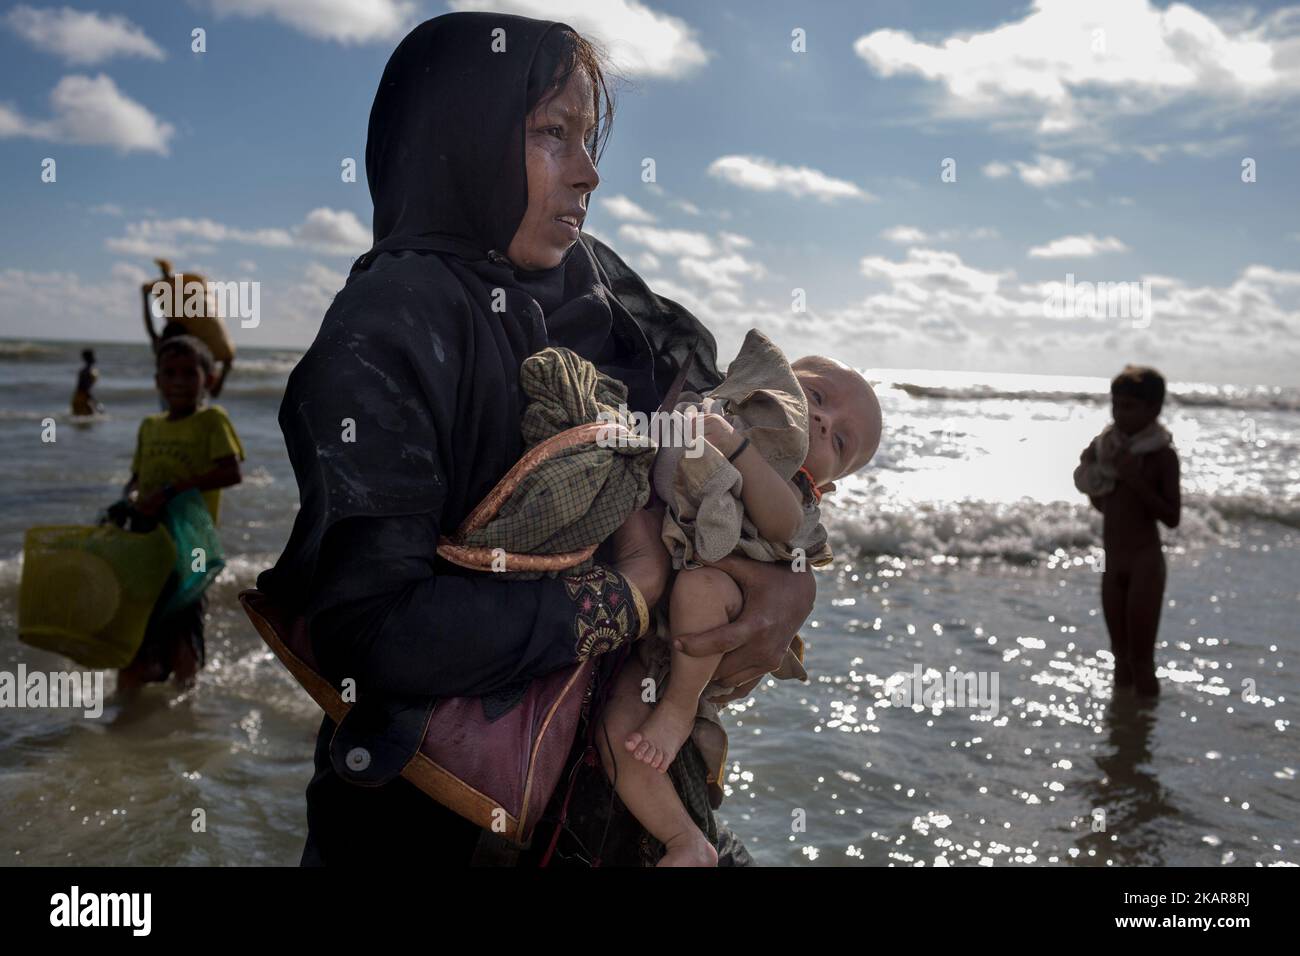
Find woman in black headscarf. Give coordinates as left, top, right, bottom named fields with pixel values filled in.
left=258, top=11, right=815, bottom=866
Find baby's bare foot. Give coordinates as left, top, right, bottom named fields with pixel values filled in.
left=657, top=829, right=718, bottom=867
left=624, top=701, right=696, bottom=771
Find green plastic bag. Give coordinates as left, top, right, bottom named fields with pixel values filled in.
left=158, top=489, right=225, bottom=616
left=19, top=523, right=177, bottom=669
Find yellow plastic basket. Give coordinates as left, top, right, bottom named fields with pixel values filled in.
left=19, top=524, right=177, bottom=669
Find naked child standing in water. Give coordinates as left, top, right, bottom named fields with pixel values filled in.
left=1075, top=366, right=1181, bottom=697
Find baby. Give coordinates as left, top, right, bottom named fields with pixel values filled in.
left=596, top=329, right=882, bottom=866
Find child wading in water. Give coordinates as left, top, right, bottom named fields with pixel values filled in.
left=117, top=335, right=244, bottom=692
left=1074, top=365, right=1181, bottom=698
left=71, top=348, right=102, bottom=416
left=596, top=329, right=882, bottom=866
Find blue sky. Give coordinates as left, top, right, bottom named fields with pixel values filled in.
left=1, top=0, right=1298, bottom=384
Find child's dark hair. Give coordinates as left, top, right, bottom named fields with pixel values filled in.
left=1111, top=365, right=1165, bottom=409
left=156, top=334, right=215, bottom=376
left=81, top=348, right=95, bottom=363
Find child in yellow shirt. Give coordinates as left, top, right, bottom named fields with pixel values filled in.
left=118, top=335, right=244, bottom=691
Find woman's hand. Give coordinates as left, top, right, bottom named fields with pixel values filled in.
left=706, top=676, right=762, bottom=706
left=676, top=554, right=815, bottom=688
left=610, top=505, right=670, bottom=609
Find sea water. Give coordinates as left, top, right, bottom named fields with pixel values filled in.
left=1, top=341, right=1295, bottom=866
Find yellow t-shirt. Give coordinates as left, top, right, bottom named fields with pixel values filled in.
left=132, top=406, right=245, bottom=524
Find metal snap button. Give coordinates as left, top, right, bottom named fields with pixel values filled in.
left=345, top=746, right=371, bottom=772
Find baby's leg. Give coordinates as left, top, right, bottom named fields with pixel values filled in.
left=596, top=657, right=718, bottom=866
left=626, top=567, right=742, bottom=770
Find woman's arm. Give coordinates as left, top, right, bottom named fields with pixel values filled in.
left=141, top=287, right=161, bottom=350
left=306, top=510, right=655, bottom=700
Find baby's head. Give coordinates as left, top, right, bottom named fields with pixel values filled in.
left=791, top=355, right=882, bottom=494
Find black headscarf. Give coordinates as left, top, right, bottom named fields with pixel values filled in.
left=356, top=11, right=711, bottom=408
left=259, top=11, right=719, bottom=608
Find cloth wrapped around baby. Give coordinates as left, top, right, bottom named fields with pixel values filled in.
left=642, top=328, right=834, bottom=807
left=1073, top=422, right=1173, bottom=497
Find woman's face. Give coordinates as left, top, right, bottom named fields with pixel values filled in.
left=505, top=70, right=601, bottom=270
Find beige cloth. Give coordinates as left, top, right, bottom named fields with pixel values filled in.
left=639, top=328, right=832, bottom=808
left=1073, top=421, right=1173, bottom=497
left=654, top=328, right=832, bottom=569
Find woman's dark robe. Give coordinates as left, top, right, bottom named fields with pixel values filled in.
left=256, top=11, right=747, bottom=865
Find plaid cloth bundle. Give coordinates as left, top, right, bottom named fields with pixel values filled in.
left=451, top=346, right=655, bottom=578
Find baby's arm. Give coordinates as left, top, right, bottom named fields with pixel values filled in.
left=701, top=413, right=803, bottom=544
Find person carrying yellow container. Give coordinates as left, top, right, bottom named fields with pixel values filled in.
left=117, top=334, right=244, bottom=692
left=142, top=258, right=235, bottom=399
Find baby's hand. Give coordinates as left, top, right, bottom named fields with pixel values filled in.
left=698, top=412, right=738, bottom=455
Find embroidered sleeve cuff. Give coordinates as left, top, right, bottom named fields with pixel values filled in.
left=558, top=565, right=648, bottom=661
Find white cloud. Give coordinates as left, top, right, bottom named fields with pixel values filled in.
left=110, top=261, right=149, bottom=284
left=107, top=218, right=293, bottom=258
left=708, top=155, right=874, bottom=203
left=4, top=6, right=165, bottom=65
left=207, top=0, right=417, bottom=44
left=271, top=261, right=348, bottom=326
left=104, top=208, right=369, bottom=259
left=833, top=245, right=1300, bottom=381
left=853, top=0, right=1300, bottom=134
left=599, top=194, right=657, bottom=223
left=881, top=225, right=1000, bottom=244
left=616, top=224, right=713, bottom=258
left=1028, top=234, right=1129, bottom=258
left=0, top=74, right=174, bottom=154
left=860, top=248, right=1006, bottom=295
left=881, top=225, right=928, bottom=244
left=678, top=252, right=765, bottom=289
left=995, top=154, right=1091, bottom=188
left=293, top=207, right=371, bottom=255
left=449, top=0, right=709, bottom=80
left=0, top=266, right=170, bottom=343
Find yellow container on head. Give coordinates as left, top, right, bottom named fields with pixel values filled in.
left=144, top=260, right=236, bottom=363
